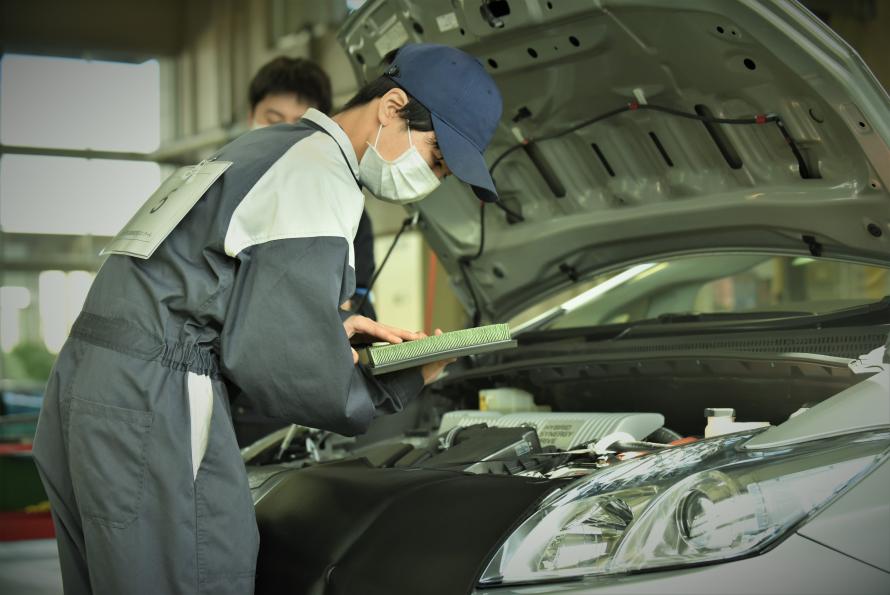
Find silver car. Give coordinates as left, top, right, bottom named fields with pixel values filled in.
left=245, top=1, right=890, bottom=593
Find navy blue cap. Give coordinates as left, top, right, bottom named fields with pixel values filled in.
left=385, top=43, right=502, bottom=202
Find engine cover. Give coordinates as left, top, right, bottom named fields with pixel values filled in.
left=438, top=411, right=664, bottom=449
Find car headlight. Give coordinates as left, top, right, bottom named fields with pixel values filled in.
left=480, top=430, right=889, bottom=586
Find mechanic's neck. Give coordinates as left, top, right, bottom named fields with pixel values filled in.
left=332, top=102, right=379, bottom=163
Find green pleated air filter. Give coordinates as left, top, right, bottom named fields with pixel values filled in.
left=358, top=323, right=517, bottom=375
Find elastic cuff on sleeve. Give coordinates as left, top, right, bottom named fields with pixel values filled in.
left=379, top=367, right=425, bottom=405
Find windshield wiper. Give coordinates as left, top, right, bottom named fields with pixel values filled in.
left=649, top=310, right=814, bottom=324
left=517, top=298, right=890, bottom=344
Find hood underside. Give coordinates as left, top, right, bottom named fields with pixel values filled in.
left=339, top=0, right=890, bottom=321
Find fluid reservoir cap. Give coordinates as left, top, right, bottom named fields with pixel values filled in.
left=704, top=407, right=735, bottom=418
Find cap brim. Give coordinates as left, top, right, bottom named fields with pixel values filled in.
left=432, top=113, right=498, bottom=202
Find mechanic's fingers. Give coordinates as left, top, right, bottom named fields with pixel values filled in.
left=341, top=314, right=360, bottom=339
left=344, top=315, right=427, bottom=344
left=415, top=328, right=441, bottom=341
left=346, top=316, right=404, bottom=343
left=379, top=322, right=424, bottom=341
left=368, top=324, right=410, bottom=344
left=370, top=320, right=425, bottom=343
left=352, top=347, right=359, bottom=365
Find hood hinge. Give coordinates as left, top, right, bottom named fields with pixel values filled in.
left=802, top=234, right=823, bottom=257
left=559, top=263, right=580, bottom=282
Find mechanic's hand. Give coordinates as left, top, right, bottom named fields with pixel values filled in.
left=420, top=329, right=455, bottom=385
left=343, top=315, right=424, bottom=344
left=344, top=315, right=424, bottom=364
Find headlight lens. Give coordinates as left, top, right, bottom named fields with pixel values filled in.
left=480, top=430, right=889, bottom=586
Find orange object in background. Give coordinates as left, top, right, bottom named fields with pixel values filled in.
left=424, top=250, right=438, bottom=335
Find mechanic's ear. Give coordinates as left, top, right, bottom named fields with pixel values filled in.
left=377, top=87, right=410, bottom=127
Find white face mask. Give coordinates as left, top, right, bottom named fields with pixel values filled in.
left=359, top=124, right=441, bottom=204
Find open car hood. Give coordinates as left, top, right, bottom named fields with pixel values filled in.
left=338, top=0, right=890, bottom=321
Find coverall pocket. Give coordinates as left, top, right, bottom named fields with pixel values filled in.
left=67, top=396, right=154, bottom=528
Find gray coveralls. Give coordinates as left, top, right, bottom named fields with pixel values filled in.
left=32, top=109, right=424, bottom=595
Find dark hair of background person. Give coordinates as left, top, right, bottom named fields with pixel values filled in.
left=248, top=56, right=333, bottom=115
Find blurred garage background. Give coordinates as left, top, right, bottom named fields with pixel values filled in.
left=0, top=0, right=888, bottom=592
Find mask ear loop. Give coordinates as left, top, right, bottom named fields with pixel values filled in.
left=372, top=124, right=384, bottom=149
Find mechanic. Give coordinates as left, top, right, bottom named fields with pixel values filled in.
left=32, top=42, right=502, bottom=595
left=246, top=55, right=380, bottom=320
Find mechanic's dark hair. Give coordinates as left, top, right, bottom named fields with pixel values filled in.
left=340, top=76, right=434, bottom=132
left=339, top=48, right=433, bottom=131
left=248, top=56, right=333, bottom=115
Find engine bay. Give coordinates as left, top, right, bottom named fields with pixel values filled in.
left=243, top=336, right=875, bottom=484
left=244, top=402, right=690, bottom=484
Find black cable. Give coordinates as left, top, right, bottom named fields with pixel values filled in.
left=631, top=102, right=779, bottom=126
left=458, top=260, right=483, bottom=327
left=488, top=102, right=781, bottom=177
left=493, top=200, right=523, bottom=221
left=774, top=117, right=811, bottom=179
left=353, top=215, right=414, bottom=315
left=459, top=100, right=798, bottom=327
left=489, top=103, right=634, bottom=177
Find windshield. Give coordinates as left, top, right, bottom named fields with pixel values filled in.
left=511, top=254, right=890, bottom=332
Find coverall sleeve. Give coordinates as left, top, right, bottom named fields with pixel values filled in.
left=219, top=236, right=424, bottom=436
left=217, top=127, right=425, bottom=435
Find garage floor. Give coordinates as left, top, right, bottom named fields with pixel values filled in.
left=0, top=540, right=63, bottom=595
